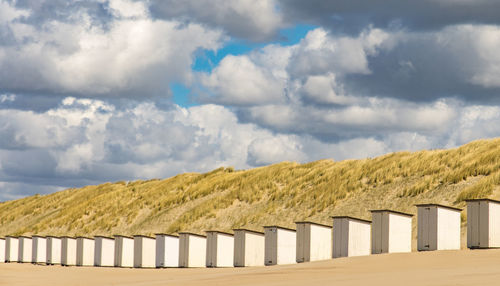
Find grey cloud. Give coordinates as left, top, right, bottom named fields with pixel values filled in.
left=0, top=93, right=65, bottom=112
left=12, top=0, right=112, bottom=27
left=0, top=23, right=17, bottom=46
left=0, top=181, right=62, bottom=201
left=344, top=26, right=500, bottom=103
left=1, top=149, right=58, bottom=178
left=236, top=97, right=459, bottom=144
left=149, top=0, right=284, bottom=42
left=279, top=0, right=500, bottom=35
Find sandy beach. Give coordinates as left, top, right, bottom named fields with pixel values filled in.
left=1, top=249, right=500, bottom=286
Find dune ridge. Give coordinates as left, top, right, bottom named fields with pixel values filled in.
left=1, top=138, right=500, bottom=242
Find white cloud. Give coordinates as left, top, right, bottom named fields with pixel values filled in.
left=300, top=73, right=356, bottom=105
left=242, top=98, right=457, bottom=139
left=0, top=93, right=15, bottom=103
left=305, top=137, right=389, bottom=161
left=198, top=27, right=392, bottom=106
left=196, top=24, right=500, bottom=145
left=0, top=0, right=224, bottom=97
left=197, top=43, right=292, bottom=105
left=199, top=54, right=287, bottom=105
left=108, top=0, right=148, bottom=18
left=446, top=105, right=500, bottom=147
left=0, top=97, right=309, bottom=198
left=0, top=1, right=29, bottom=24
left=288, top=27, right=391, bottom=79
left=456, top=25, right=500, bottom=88
left=247, top=136, right=306, bottom=166
left=1, top=96, right=500, bottom=200
left=0, top=109, right=82, bottom=150
left=3, top=2, right=500, bottom=203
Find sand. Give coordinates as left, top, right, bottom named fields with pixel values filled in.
left=1, top=249, right=500, bottom=286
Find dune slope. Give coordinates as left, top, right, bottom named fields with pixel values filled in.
left=1, top=138, right=500, bottom=239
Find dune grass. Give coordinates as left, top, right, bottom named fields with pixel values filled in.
left=1, top=138, right=500, bottom=238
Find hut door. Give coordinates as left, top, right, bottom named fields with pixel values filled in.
left=479, top=201, right=488, bottom=248
left=473, top=202, right=480, bottom=247
left=296, top=224, right=305, bottom=263
left=422, top=207, right=430, bottom=249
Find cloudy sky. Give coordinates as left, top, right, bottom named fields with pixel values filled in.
left=1, top=0, right=500, bottom=200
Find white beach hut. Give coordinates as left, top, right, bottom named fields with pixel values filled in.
left=371, top=210, right=413, bottom=254
left=179, top=232, right=207, bottom=268
left=466, top=199, right=500, bottom=249
left=264, top=226, right=296, bottom=266
left=155, top=233, right=179, bottom=268
left=416, top=204, right=461, bottom=251
left=205, top=231, right=234, bottom=268
left=46, top=236, right=62, bottom=265
left=18, top=236, right=33, bottom=263
left=295, top=221, right=332, bottom=263
left=0, top=238, right=5, bottom=263
left=76, top=237, right=95, bottom=266
left=133, top=235, right=156, bottom=268
left=5, top=236, right=19, bottom=262
left=114, top=235, right=134, bottom=268
left=332, top=216, right=371, bottom=258
left=32, top=236, right=47, bottom=264
left=233, top=229, right=265, bottom=267
left=94, top=236, right=115, bottom=267
left=61, top=236, right=77, bottom=266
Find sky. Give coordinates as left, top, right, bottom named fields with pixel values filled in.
left=1, top=0, right=500, bottom=201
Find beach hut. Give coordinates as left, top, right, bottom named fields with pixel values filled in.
left=371, top=210, right=413, bottom=254
left=264, top=226, right=296, bottom=266
left=133, top=235, right=156, bottom=268
left=94, top=236, right=115, bottom=267
left=5, top=236, right=19, bottom=262
left=0, top=238, right=5, bottom=263
left=18, top=236, right=33, bottom=263
left=416, top=204, right=461, bottom=251
left=296, top=221, right=332, bottom=263
left=179, top=232, right=207, bottom=268
left=61, top=237, right=77, bottom=266
left=46, top=236, right=62, bottom=265
left=233, top=229, right=265, bottom=267
left=205, top=231, right=234, bottom=267
left=466, top=199, right=500, bottom=249
left=32, top=236, right=47, bottom=264
left=332, top=216, right=371, bottom=258
left=76, top=237, right=95, bottom=266
left=155, top=233, right=179, bottom=268
left=114, top=235, right=134, bottom=268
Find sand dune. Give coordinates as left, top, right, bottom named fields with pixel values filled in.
left=1, top=249, right=500, bottom=286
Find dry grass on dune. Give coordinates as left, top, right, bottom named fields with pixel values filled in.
left=1, top=138, right=500, bottom=241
